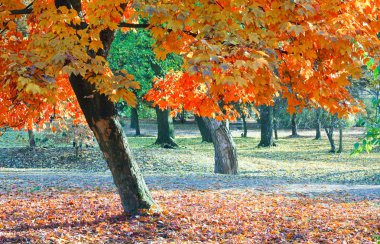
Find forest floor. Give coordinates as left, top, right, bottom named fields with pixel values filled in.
left=0, top=123, right=379, bottom=242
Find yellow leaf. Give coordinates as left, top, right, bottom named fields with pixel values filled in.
left=25, top=83, right=42, bottom=94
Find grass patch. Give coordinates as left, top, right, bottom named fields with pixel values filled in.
left=1, top=129, right=379, bottom=184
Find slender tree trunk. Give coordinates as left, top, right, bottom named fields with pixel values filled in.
left=291, top=113, right=299, bottom=137
left=324, top=116, right=336, bottom=153
left=195, top=115, right=212, bottom=142
left=337, top=123, right=343, bottom=153
left=241, top=114, right=248, bottom=137
left=258, top=105, right=275, bottom=147
left=155, top=107, right=177, bottom=148
left=130, top=107, right=137, bottom=129
left=273, top=101, right=278, bottom=140
left=180, top=108, right=186, bottom=123
left=28, top=130, right=36, bottom=147
left=69, top=74, right=157, bottom=214
left=131, top=107, right=140, bottom=136
left=315, top=108, right=322, bottom=140
left=203, top=117, right=238, bottom=174
left=273, top=119, right=278, bottom=140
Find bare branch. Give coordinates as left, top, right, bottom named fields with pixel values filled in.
left=118, top=23, right=150, bottom=28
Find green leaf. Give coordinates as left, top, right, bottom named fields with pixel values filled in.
left=374, top=66, right=380, bottom=79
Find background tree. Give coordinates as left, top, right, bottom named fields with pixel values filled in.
left=290, top=113, right=299, bottom=137
left=195, top=115, right=213, bottom=143
left=27, top=129, right=36, bottom=147
left=315, top=108, right=322, bottom=140
left=258, top=105, right=275, bottom=147
left=108, top=29, right=182, bottom=141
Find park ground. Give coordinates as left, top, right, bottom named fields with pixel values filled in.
left=0, top=121, right=379, bottom=243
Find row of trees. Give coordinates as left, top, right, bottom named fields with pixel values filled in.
left=1, top=0, right=379, bottom=214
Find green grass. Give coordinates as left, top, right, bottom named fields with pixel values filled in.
left=122, top=133, right=380, bottom=184
left=1, top=129, right=379, bottom=185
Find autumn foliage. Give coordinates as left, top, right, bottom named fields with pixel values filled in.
left=1, top=189, right=379, bottom=243
left=1, top=0, right=379, bottom=127
left=145, top=1, right=380, bottom=119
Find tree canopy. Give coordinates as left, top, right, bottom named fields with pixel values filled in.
left=1, top=1, right=379, bottom=126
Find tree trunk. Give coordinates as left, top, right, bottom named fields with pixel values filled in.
left=241, top=113, right=248, bottom=138
left=180, top=108, right=186, bottom=123
left=273, top=119, right=278, bottom=140
left=69, top=74, right=157, bottom=214
left=131, top=107, right=140, bottom=136
left=54, top=0, right=156, bottom=214
left=337, top=123, right=343, bottom=153
left=324, top=116, right=336, bottom=153
left=28, top=130, right=36, bottom=147
left=155, top=107, right=177, bottom=148
left=203, top=117, right=238, bottom=174
left=315, top=108, right=322, bottom=140
left=291, top=113, right=299, bottom=137
left=258, top=105, right=275, bottom=147
left=130, top=107, right=137, bottom=129
left=273, top=101, right=278, bottom=140
left=195, top=115, right=212, bottom=142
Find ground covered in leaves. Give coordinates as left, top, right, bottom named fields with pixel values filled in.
left=1, top=189, right=379, bottom=243
left=0, top=125, right=379, bottom=242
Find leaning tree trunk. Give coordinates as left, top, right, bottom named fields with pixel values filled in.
left=28, top=129, right=36, bottom=147
left=325, top=116, right=336, bottom=153
left=130, top=107, right=141, bottom=136
left=203, top=117, right=238, bottom=174
left=69, top=74, right=157, bottom=214
left=195, top=115, right=212, bottom=142
left=291, top=113, right=299, bottom=137
left=258, top=105, right=275, bottom=147
left=155, top=107, right=177, bottom=148
left=54, top=0, right=156, bottom=215
left=315, top=108, right=322, bottom=140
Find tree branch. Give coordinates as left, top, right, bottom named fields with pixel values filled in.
left=118, top=23, right=150, bottom=28
left=9, top=1, right=34, bottom=15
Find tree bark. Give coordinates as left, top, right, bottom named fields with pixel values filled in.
left=28, top=130, right=36, bottom=147
left=273, top=100, right=279, bottom=140
left=203, top=117, right=238, bottom=174
left=179, top=108, right=186, bottom=123
left=291, top=113, right=299, bottom=137
left=324, top=116, right=336, bottom=153
left=130, top=107, right=137, bottom=129
left=337, top=123, right=343, bottom=153
left=69, top=74, right=157, bottom=214
left=155, top=106, right=177, bottom=148
left=195, top=115, right=212, bottom=142
left=258, top=105, right=275, bottom=147
left=241, top=113, right=248, bottom=138
left=315, top=108, right=322, bottom=140
left=273, top=119, right=278, bottom=140
left=130, top=107, right=140, bottom=136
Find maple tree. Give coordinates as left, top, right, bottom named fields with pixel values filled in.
left=145, top=0, right=379, bottom=172
left=1, top=0, right=379, bottom=213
